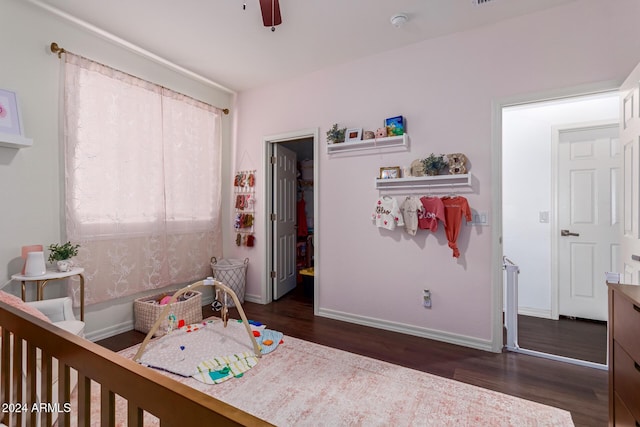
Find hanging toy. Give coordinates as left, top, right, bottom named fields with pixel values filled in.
left=212, top=289, right=222, bottom=311
left=222, top=292, right=229, bottom=327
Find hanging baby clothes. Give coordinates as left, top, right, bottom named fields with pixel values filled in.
left=400, top=196, right=424, bottom=236
left=418, top=196, right=447, bottom=232
left=441, top=196, right=472, bottom=258
left=372, top=196, right=404, bottom=230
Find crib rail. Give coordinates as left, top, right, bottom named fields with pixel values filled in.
left=0, top=301, right=271, bottom=427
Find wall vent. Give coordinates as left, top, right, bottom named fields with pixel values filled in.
left=472, top=0, right=493, bottom=5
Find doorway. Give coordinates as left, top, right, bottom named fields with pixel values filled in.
left=263, top=129, right=318, bottom=312
left=502, top=91, right=619, bottom=367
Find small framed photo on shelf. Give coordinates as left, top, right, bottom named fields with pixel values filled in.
left=385, top=115, right=405, bottom=136
left=379, top=166, right=401, bottom=179
left=345, top=128, right=362, bottom=142
left=0, top=89, right=22, bottom=136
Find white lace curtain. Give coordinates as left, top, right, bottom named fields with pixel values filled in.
left=63, top=53, right=222, bottom=305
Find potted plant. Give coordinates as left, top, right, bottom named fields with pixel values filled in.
left=326, top=123, right=346, bottom=144
left=47, top=241, right=80, bottom=272
left=422, top=154, right=448, bottom=176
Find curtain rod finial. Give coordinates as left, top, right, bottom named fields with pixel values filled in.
left=223, top=108, right=229, bottom=115
left=50, top=42, right=65, bottom=58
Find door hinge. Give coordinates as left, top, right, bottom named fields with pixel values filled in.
left=271, top=213, right=277, bottom=221
left=270, top=155, right=276, bottom=165
left=270, top=271, right=276, bottom=279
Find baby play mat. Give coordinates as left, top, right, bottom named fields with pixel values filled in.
left=137, top=318, right=282, bottom=380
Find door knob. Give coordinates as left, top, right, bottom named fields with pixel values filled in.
left=560, top=229, right=580, bottom=237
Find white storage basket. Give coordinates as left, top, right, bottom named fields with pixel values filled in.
left=210, top=257, right=249, bottom=307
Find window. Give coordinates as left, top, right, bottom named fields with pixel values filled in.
left=63, top=53, right=222, bottom=304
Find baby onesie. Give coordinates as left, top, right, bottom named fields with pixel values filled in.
left=372, top=196, right=404, bottom=230
left=400, top=196, right=424, bottom=236
left=441, top=196, right=472, bottom=258
left=418, top=196, right=446, bottom=232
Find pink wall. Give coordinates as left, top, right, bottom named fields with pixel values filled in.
left=230, top=0, right=640, bottom=347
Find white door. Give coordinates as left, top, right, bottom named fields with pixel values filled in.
left=620, top=61, right=640, bottom=284
left=557, top=123, right=621, bottom=321
left=272, top=143, right=298, bottom=299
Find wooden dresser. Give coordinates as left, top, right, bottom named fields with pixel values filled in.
left=608, top=283, right=640, bottom=426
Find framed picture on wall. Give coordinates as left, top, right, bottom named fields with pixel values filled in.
left=0, top=89, right=22, bottom=136
left=345, top=128, right=362, bottom=142
left=385, top=116, right=404, bottom=136
left=379, top=166, right=401, bottom=179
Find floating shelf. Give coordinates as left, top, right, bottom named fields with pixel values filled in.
left=0, top=132, right=33, bottom=149
left=375, top=173, right=472, bottom=190
left=327, top=133, right=408, bottom=154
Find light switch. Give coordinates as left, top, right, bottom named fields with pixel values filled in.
left=539, top=211, right=549, bottom=223
left=468, top=211, right=489, bottom=226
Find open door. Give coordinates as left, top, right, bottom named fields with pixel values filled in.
left=272, top=143, right=298, bottom=299
left=557, top=122, right=620, bottom=321
left=620, top=61, right=640, bottom=283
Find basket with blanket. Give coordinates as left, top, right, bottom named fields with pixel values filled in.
left=134, top=290, right=202, bottom=336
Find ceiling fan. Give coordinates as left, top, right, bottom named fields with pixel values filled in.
left=243, top=0, right=282, bottom=32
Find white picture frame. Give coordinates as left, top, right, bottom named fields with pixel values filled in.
left=345, top=128, right=362, bottom=142
left=0, top=89, right=23, bottom=136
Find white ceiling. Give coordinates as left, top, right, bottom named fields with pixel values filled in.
left=30, top=0, right=577, bottom=93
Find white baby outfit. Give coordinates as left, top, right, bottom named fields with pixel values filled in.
left=372, top=196, right=404, bottom=230
left=400, top=196, right=424, bottom=236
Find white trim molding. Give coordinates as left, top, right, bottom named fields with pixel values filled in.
left=318, top=308, right=494, bottom=353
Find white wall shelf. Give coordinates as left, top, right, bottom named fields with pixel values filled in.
left=0, top=133, right=33, bottom=149
left=375, top=173, right=472, bottom=190
left=327, top=133, right=408, bottom=154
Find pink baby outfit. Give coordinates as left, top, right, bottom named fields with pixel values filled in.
left=418, top=196, right=446, bottom=232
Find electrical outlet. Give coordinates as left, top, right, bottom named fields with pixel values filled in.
left=423, top=290, right=432, bottom=308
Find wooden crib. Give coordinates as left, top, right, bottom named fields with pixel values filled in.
left=0, top=300, right=271, bottom=427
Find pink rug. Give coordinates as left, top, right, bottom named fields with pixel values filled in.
left=102, top=334, right=575, bottom=426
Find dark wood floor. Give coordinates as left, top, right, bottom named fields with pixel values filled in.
left=97, top=287, right=608, bottom=427
left=518, top=314, right=607, bottom=365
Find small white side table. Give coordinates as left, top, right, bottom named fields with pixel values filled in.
left=11, top=267, right=85, bottom=321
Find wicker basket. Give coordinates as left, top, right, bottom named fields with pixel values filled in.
left=134, top=290, right=202, bottom=336
left=211, top=257, right=248, bottom=307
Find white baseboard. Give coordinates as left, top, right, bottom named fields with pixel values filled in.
left=243, top=293, right=262, bottom=304
left=318, top=308, right=495, bottom=353
left=517, top=306, right=553, bottom=319
left=86, top=320, right=134, bottom=342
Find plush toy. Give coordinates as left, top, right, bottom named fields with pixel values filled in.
left=447, top=153, right=467, bottom=175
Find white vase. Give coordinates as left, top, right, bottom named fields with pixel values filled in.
left=24, top=251, right=47, bottom=276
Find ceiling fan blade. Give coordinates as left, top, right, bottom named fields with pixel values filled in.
left=259, top=0, right=282, bottom=27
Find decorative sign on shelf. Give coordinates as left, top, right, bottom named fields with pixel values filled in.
left=233, top=170, right=256, bottom=247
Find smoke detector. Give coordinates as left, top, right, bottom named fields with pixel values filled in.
left=390, top=13, right=408, bottom=28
